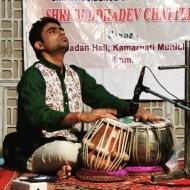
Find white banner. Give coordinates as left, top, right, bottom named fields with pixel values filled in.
left=23, top=0, right=190, bottom=99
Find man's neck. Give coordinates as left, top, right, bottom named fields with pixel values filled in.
left=43, top=53, right=65, bottom=71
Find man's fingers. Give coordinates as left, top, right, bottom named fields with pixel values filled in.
left=97, top=108, right=117, bottom=116
left=100, top=113, right=117, bottom=119
left=135, top=111, right=160, bottom=123
left=107, top=109, right=117, bottom=115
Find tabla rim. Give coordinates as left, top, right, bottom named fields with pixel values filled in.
left=99, top=117, right=173, bottom=129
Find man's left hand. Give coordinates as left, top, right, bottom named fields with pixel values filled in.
left=134, top=106, right=160, bottom=123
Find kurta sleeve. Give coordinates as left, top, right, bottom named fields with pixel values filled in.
left=71, top=66, right=136, bottom=118
left=17, top=67, right=68, bottom=130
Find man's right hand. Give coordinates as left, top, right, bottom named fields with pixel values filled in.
left=61, top=108, right=117, bottom=126
left=79, top=108, right=117, bottom=123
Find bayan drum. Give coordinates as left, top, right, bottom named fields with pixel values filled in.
left=128, top=118, right=175, bottom=166
left=81, top=118, right=133, bottom=171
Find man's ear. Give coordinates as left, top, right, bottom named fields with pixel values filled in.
left=34, top=41, right=45, bottom=50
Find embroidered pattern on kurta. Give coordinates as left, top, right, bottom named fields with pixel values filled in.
left=36, top=63, right=64, bottom=111
left=64, top=63, right=83, bottom=132
left=36, top=62, right=83, bottom=141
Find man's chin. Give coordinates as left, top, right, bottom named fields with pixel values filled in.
left=64, top=46, right=69, bottom=53
left=60, top=45, right=69, bottom=53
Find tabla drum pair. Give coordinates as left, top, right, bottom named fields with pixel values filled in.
left=81, top=117, right=175, bottom=171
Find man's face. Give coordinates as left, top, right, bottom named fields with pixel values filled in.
left=40, top=22, right=69, bottom=54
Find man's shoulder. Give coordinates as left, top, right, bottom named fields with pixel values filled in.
left=70, top=64, right=81, bottom=69
left=21, top=61, right=42, bottom=78
left=69, top=64, right=86, bottom=73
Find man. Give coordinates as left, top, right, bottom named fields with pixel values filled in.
left=3, top=17, right=158, bottom=179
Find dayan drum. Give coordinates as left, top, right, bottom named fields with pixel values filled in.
left=128, top=118, right=175, bottom=166
left=81, top=118, right=133, bottom=171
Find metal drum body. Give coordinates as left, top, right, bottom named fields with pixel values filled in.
left=81, top=118, right=133, bottom=171
left=128, top=119, right=175, bottom=166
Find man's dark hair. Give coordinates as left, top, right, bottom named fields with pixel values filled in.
left=29, top=17, right=61, bottom=59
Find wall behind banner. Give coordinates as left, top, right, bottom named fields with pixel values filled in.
left=0, top=0, right=185, bottom=156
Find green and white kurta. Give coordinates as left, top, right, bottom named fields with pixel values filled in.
left=13, top=58, right=134, bottom=169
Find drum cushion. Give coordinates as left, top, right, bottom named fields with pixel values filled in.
left=76, top=168, right=128, bottom=182
left=125, top=166, right=164, bottom=173
left=76, top=166, right=164, bottom=182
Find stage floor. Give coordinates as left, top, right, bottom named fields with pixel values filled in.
left=1, top=159, right=190, bottom=190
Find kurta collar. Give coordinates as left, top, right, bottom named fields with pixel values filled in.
left=39, top=58, right=64, bottom=73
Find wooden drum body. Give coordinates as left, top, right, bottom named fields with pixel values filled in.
left=82, top=118, right=133, bottom=171
left=128, top=119, right=175, bottom=166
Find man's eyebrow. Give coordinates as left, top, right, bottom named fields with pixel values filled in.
left=47, top=26, right=58, bottom=31
left=47, top=26, right=64, bottom=32
left=60, top=27, right=64, bottom=30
